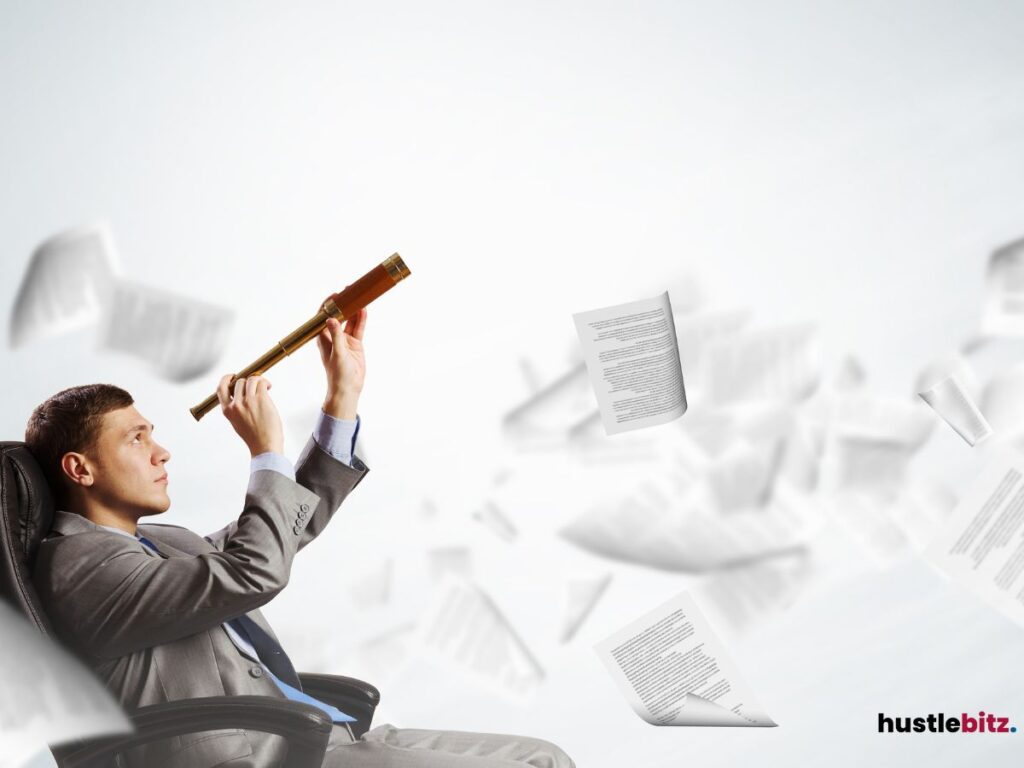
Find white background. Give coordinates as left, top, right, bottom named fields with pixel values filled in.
left=3, top=1, right=1024, bottom=766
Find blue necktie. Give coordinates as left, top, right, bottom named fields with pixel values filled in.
left=136, top=534, right=354, bottom=723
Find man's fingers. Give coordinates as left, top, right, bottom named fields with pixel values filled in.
left=216, top=374, right=233, bottom=409
left=317, top=327, right=331, bottom=365
left=246, top=376, right=261, bottom=401
left=330, top=316, right=345, bottom=343
left=344, top=308, right=367, bottom=341
left=233, top=377, right=246, bottom=405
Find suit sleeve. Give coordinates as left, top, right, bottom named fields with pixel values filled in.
left=204, top=434, right=370, bottom=553
left=36, top=469, right=332, bottom=659
left=293, top=433, right=369, bottom=551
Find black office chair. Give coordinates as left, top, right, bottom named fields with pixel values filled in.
left=0, top=441, right=380, bottom=768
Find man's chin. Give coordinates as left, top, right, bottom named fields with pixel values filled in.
left=140, top=496, right=172, bottom=517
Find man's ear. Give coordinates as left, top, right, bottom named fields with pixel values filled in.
left=61, top=452, right=95, bottom=489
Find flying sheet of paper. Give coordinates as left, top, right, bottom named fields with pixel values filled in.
left=572, top=291, right=687, bottom=435
left=918, top=374, right=993, bottom=446
left=691, top=551, right=812, bottom=635
left=776, top=415, right=821, bottom=493
left=472, top=500, right=518, bottom=542
left=8, top=223, right=120, bottom=348
left=703, top=323, right=819, bottom=407
left=502, top=361, right=597, bottom=444
left=981, top=237, right=1024, bottom=337
left=595, top=590, right=776, bottom=726
left=0, top=602, right=132, bottom=757
left=829, top=492, right=912, bottom=565
left=561, top=572, right=612, bottom=643
left=427, top=546, right=474, bottom=583
left=704, top=438, right=782, bottom=513
left=561, top=479, right=813, bottom=573
left=417, top=575, right=545, bottom=702
left=926, top=452, right=1024, bottom=630
left=913, top=355, right=977, bottom=397
left=819, top=394, right=935, bottom=497
left=961, top=334, right=1024, bottom=387
left=979, top=364, right=1024, bottom=440
left=833, top=356, right=867, bottom=391
left=100, top=279, right=234, bottom=382
left=889, top=481, right=958, bottom=552
left=673, top=309, right=751, bottom=390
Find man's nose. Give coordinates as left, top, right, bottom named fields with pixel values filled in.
left=153, top=443, right=171, bottom=464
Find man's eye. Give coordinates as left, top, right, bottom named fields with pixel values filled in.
left=132, top=435, right=143, bottom=444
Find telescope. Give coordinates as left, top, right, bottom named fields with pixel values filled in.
left=190, top=253, right=411, bottom=421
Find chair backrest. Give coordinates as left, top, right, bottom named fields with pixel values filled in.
left=0, top=442, right=100, bottom=766
left=0, top=441, right=58, bottom=636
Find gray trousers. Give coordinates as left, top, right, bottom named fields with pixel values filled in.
left=321, top=723, right=575, bottom=768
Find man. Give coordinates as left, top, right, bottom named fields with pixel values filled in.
left=28, top=309, right=574, bottom=768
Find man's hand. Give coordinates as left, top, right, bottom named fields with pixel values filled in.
left=216, top=374, right=285, bottom=457
left=318, top=307, right=367, bottom=420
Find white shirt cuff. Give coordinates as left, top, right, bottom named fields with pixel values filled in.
left=313, top=411, right=360, bottom=467
left=249, top=452, right=296, bottom=481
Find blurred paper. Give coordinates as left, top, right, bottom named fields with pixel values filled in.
left=427, top=546, right=474, bottom=583
left=833, top=356, right=867, bottom=391
left=704, top=324, right=819, bottom=407
left=776, top=417, right=821, bottom=493
left=594, top=590, right=776, bottom=726
left=0, top=601, right=131, bottom=756
left=980, top=364, right=1024, bottom=440
left=503, top=362, right=597, bottom=445
left=350, top=559, right=394, bottom=610
left=100, top=279, right=234, bottom=382
left=918, top=374, right=993, bottom=446
left=820, top=395, right=935, bottom=497
left=517, top=357, right=544, bottom=394
left=472, top=501, right=518, bottom=542
left=572, top=291, right=687, bottom=435
left=692, top=551, right=812, bottom=635
left=560, top=572, right=612, bottom=643
left=889, top=481, right=958, bottom=552
left=705, top=438, right=782, bottom=513
left=926, top=451, right=1024, bottom=630
left=9, top=223, right=120, bottom=348
left=561, top=479, right=813, bottom=572
left=346, top=623, right=417, bottom=688
left=829, top=492, right=911, bottom=566
left=914, top=355, right=977, bottom=397
left=417, top=576, right=544, bottom=702
left=961, top=336, right=1024, bottom=391
left=674, top=309, right=751, bottom=389
left=982, top=237, right=1024, bottom=337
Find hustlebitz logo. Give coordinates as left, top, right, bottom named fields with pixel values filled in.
left=879, top=712, right=1017, bottom=734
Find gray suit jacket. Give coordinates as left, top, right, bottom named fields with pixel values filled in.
left=32, top=438, right=369, bottom=768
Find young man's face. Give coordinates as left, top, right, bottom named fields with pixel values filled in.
left=81, top=405, right=172, bottom=517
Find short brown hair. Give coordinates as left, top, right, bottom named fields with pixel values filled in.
left=25, top=384, right=134, bottom=503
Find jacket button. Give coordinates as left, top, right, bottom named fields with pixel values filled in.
left=249, top=666, right=263, bottom=678
left=299, top=503, right=309, bottom=513
left=298, top=509, right=308, bottom=519
left=295, top=518, right=303, bottom=526
left=293, top=525, right=302, bottom=535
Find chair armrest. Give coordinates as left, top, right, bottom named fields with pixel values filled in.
left=298, top=673, right=381, bottom=738
left=59, top=696, right=332, bottom=768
